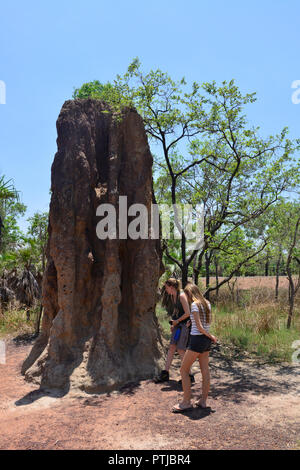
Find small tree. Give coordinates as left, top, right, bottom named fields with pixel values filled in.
left=285, top=204, right=300, bottom=328
left=27, top=212, right=48, bottom=274
left=0, top=175, right=21, bottom=252
left=266, top=201, right=300, bottom=327
left=73, top=60, right=300, bottom=291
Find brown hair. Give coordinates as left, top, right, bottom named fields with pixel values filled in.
left=165, top=278, right=181, bottom=291
left=183, top=283, right=211, bottom=324
left=161, top=278, right=181, bottom=314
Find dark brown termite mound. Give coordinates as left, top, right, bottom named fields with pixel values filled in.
left=22, top=99, right=165, bottom=393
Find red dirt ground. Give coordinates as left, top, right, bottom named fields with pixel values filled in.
left=0, top=337, right=299, bottom=450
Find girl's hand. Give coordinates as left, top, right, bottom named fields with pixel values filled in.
left=210, top=335, right=217, bottom=343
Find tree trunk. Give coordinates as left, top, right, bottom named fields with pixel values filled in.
left=286, top=215, right=300, bottom=329
left=215, top=256, right=219, bottom=302
left=287, top=272, right=295, bottom=329
left=181, top=230, right=188, bottom=287
left=194, top=250, right=204, bottom=286
left=35, top=304, right=43, bottom=336
left=205, top=251, right=210, bottom=300
left=181, top=264, right=188, bottom=289
left=275, top=250, right=282, bottom=302
left=265, top=255, right=269, bottom=277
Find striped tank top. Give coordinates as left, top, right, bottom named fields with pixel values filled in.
left=190, top=301, right=211, bottom=335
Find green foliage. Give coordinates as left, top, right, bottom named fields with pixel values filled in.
left=0, top=307, right=37, bottom=338
left=0, top=199, right=26, bottom=254
left=72, top=62, right=299, bottom=288
left=213, top=302, right=300, bottom=363
left=0, top=175, right=19, bottom=201
left=72, top=79, right=134, bottom=116
left=109, top=60, right=299, bottom=285
left=26, top=211, right=48, bottom=272
left=0, top=174, right=22, bottom=254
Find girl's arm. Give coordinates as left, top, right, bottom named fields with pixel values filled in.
left=192, top=307, right=217, bottom=342
left=172, top=293, right=190, bottom=325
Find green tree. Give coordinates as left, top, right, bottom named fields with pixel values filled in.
left=73, top=60, right=300, bottom=290
left=73, top=80, right=133, bottom=113
left=0, top=175, right=21, bottom=251
left=268, top=201, right=300, bottom=328
left=27, top=211, right=48, bottom=274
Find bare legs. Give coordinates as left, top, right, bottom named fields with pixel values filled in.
left=173, top=350, right=210, bottom=410
left=196, top=352, right=210, bottom=407
left=180, top=350, right=199, bottom=406
left=165, top=344, right=185, bottom=372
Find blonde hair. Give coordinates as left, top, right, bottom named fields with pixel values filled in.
left=183, top=283, right=211, bottom=324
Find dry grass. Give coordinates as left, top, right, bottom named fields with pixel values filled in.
left=198, top=276, right=300, bottom=312
left=211, top=299, right=300, bottom=363
left=157, top=278, right=300, bottom=363
left=0, top=306, right=38, bottom=338
left=198, top=275, right=298, bottom=290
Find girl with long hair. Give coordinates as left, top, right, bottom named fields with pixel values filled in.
left=172, top=283, right=217, bottom=412
left=154, top=278, right=194, bottom=383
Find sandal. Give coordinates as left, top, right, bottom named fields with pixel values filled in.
left=195, top=400, right=208, bottom=409
left=172, top=402, right=193, bottom=413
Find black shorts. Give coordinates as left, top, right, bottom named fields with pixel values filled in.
left=187, top=334, right=212, bottom=353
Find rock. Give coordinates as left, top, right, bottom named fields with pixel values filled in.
left=22, top=99, right=164, bottom=393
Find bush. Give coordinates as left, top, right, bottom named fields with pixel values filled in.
left=212, top=302, right=300, bottom=363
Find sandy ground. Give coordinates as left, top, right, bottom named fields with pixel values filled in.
left=0, top=337, right=299, bottom=450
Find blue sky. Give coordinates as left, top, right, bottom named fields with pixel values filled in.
left=0, top=0, right=299, bottom=231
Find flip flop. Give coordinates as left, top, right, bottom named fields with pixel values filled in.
left=172, top=403, right=193, bottom=413
left=195, top=402, right=209, bottom=409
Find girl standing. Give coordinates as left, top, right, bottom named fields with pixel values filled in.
left=154, top=278, right=194, bottom=383
left=172, top=283, right=217, bottom=412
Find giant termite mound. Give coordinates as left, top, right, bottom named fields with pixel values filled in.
left=22, top=99, right=164, bottom=393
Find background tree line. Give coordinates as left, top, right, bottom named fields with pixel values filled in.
left=73, top=58, right=300, bottom=327
left=0, top=176, right=48, bottom=333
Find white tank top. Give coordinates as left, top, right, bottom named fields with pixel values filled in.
left=190, top=301, right=211, bottom=335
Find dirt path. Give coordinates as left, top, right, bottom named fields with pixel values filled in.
left=0, top=337, right=299, bottom=450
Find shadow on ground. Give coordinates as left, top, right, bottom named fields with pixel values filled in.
left=13, top=341, right=300, bottom=409
left=14, top=388, right=66, bottom=407
left=13, top=333, right=37, bottom=346
left=208, top=349, right=300, bottom=403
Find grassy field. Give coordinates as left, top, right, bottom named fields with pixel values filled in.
left=0, top=306, right=38, bottom=339
left=198, top=275, right=297, bottom=290
left=157, top=276, right=300, bottom=364
left=213, top=304, right=299, bottom=362
left=156, top=301, right=300, bottom=363
left=1, top=276, right=299, bottom=364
